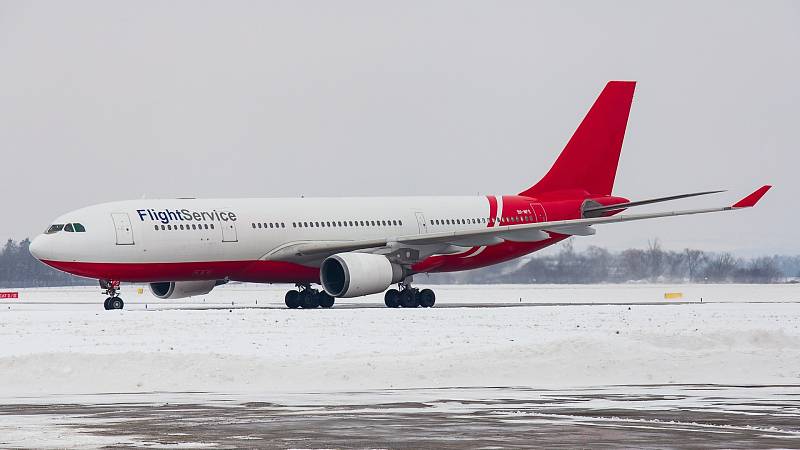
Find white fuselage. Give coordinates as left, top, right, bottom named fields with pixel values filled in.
left=33, top=196, right=497, bottom=265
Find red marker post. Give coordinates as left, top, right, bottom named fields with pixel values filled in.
left=0, top=292, right=19, bottom=299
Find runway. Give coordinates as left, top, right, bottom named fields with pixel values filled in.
left=1, top=283, right=798, bottom=448
left=2, top=385, right=799, bottom=448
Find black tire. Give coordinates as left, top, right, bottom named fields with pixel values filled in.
left=399, top=289, right=417, bottom=308
left=300, top=291, right=319, bottom=309
left=419, top=289, right=436, bottom=308
left=318, top=292, right=335, bottom=308
left=103, top=297, right=112, bottom=310
left=111, top=297, right=124, bottom=310
left=384, top=289, right=400, bottom=308
left=285, top=290, right=300, bottom=309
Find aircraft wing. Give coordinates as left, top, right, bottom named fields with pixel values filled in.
left=263, top=186, right=771, bottom=262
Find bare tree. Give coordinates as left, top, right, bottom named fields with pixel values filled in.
left=703, top=253, right=739, bottom=282
left=683, top=249, right=707, bottom=282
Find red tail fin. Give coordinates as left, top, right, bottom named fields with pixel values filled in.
left=519, top=81, right=636, bottom=198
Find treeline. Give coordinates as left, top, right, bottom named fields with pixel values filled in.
left=1, top=237, right=798, bottom=288
left=0, top=239, right=93, bottom=288
left=427, top=240, right=800, bottom=284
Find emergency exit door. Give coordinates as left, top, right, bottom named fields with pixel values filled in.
left=415, top=212, right=428, bottom=234
left=111, top=213, right=134, bottom=245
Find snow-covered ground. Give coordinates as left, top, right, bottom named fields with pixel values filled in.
left=0, top=283, right=798, bottom=398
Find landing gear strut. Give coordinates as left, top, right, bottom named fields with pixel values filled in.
left=100, top=279, right=124, bottom=310
left=285, top=284, right=335, bottom=309
left=384, top=278, right=435, bottom=308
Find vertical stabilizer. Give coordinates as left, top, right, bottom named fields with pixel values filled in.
left=519, top=81, right=636, bottom=197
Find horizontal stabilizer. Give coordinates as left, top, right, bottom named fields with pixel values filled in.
left=583, top=190, right=725, bottom=217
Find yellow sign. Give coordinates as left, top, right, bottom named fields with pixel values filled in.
left=664, top=292, right=683, bottom=299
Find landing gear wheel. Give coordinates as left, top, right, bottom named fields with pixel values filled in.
left=318, top=292, right=335, bottom=308
left=419, top=289, right=436, bottom=308
left=285, top=290, right=300, bottom=309
left=384, top=289, right=400, bottom=308
left=300, top=290, right=320, bottom=309
left=100, top=280, right=122, bottom=311
left=399, top=289, right=418, bottom=308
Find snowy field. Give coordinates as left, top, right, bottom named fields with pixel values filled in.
left=1, top=283, right=798, bottom=396
left=0, top=283, right=799, bottom=447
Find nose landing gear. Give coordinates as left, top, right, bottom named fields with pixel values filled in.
left=100, top=279, right=124, bottom=310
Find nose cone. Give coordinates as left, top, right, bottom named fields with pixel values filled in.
left=29, top=235, right=47, bottom=261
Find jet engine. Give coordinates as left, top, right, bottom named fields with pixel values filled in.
left=321, top=252, right=405, bottom=298
left=149, top=280, right=226, bottom=299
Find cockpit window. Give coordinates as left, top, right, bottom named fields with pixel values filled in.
left=64, top=223, right=75, bottom=232
left=73, top=223, right=86, bottom=232
left=45, top=224, right=64, bottom=234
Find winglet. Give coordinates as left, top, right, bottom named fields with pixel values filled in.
left=732, top=185, right=772, bottom=208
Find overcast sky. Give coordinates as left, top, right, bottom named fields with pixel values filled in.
left=1, top=1, right=797, bottom=255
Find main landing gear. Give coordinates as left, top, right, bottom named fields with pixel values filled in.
left=100, top=279, right=124, bottom=310
left=284, top=284, right=335, bottom=309
left=384, top=279, right=435, bottom=308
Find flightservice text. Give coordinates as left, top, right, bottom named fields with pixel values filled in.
left=136, top=208, right=237, bottom=224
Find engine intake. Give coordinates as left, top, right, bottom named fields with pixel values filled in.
left=149, top=280, right=226, bottom=299
left=321, top=253, right=405, bottom=298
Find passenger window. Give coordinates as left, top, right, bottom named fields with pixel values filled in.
left=161, top=225, right=166, bottom=230
left=210, top=224, right=215, bottom=229
left=281, top=223, right=285, bottom=228
left=64, top=223, right=74, bottom=232
left=153, top=225, right=158, bottom=231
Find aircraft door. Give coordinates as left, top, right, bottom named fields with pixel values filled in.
left=220, top=216, right=238, bottom=242
left=415, top=212, right=428, bottom=234
left=529, top=203, right=547, bottom=222
left=111, top=213, right=135, bottom=245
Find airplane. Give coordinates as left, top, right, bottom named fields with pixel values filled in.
left=29, top=81, right=771, bottom=310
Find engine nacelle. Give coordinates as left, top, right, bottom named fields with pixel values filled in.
left=321, top=252, right=405, bottom=298
left=149, top=280, right=224, bottom=299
